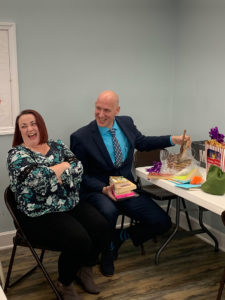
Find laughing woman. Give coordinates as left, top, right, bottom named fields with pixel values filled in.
left=7, top=109, right=110, bottom=300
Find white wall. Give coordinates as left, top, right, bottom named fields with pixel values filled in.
left=0, top=0, right=175, bottom=232
left=173, top=0, right=225, bottom=231
left=174, top=0, right=225, bottom=139
left=2, top=0, right=225, bottom=236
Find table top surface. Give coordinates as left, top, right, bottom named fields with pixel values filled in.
left=136, top=166, right=225, bottom=216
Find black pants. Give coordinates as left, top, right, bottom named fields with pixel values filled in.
left=17, top=202, right=110, bottom=285
left=87, top=190, right=172, bottom=246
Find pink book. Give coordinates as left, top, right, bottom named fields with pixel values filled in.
left=113, top=190, right=136, bottom=200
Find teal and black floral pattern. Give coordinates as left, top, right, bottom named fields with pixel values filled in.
left=7, top=139, right=83, bottom=217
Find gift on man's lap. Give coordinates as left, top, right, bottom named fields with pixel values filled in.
left=109, top=176, right=137, bottom=199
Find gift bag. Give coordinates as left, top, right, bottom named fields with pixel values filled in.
left=201, top=165, right=225, bottom=195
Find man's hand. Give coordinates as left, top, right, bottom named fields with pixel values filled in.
left=102, top=184, right=117, bottom=201
left=171, top=134, right=191, bottom=148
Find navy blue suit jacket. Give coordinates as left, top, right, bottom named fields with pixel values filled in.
left=70, top=116, right=172, bottom=200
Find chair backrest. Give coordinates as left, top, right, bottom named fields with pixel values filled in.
left=4, top=186, right=21, bottom=230
left=134, top=149, right=161, bottom=168
left=4, top=186, right=31, bottom=240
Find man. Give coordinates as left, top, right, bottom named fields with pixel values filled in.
left=70, top=90, right=191, bottom=276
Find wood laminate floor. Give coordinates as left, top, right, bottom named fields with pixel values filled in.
left=1, top=230, right=225, bottom=300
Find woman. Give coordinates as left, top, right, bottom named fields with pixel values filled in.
left=7, top=109, right=110, bottom=300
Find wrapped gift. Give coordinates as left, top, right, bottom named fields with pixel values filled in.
left=109, top=176, right=136, bottom=195
left=205, top=127, right=225, bottom=173
left=205, top=141, right=225, bottom=172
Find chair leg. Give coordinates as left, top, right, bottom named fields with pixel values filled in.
left=5, top=244, right=61, bottom=299
left=27, top=246, right=62, bottom=299
left=4, top=243, right=17, bottom=292
left=217, top=268, right=225, bottom=300
left=120, top=215, right=125, bottom=230
left=4, top=244, right=44, bottom=292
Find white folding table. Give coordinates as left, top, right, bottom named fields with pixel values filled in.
left=135, top=167, right=225, bottom=263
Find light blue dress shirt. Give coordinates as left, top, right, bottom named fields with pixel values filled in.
left=170, top=136, right=175, bottom=146
left=98, top=120, right=130, bottom=165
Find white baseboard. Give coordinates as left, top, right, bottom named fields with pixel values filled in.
left=1, top=209, right=225, bottom=252
left=0, top=230, right=15, bottom=250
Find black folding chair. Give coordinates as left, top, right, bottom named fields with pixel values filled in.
left=4, top=186, right=62, bottom=299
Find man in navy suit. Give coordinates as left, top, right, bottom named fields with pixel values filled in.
left=70, top=90, right=190, bottom=276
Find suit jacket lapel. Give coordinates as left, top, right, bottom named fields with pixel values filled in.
left=115, top=117, right=135, bottom=148
left=90, top=121, right=114, bottom=166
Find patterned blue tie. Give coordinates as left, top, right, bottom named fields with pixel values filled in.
left=109, top=128, right=123, bottom=168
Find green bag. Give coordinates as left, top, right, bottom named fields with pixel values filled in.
left=201, top=165, right=225, bottom=195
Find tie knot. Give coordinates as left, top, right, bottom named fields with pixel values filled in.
left=109, top=128, right=116, bottom=136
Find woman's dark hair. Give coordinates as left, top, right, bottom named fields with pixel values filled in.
left=12, top=109, right=48, bottom=147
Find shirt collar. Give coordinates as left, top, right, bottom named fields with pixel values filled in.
left=97, top=119, right=119, bottom=136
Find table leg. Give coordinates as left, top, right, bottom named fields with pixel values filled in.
left=155, top=198, right=219, bottom=265
left=199, top=206, right=219, bottom=252
left=181, top=198, right=192, bottom=231
left=155, top=197, right=181, bottom=265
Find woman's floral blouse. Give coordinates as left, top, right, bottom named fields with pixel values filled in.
left=7, top=139, right=83, bottom=217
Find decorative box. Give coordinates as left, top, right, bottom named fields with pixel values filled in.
left=205, top=141, right=225, bottom=173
